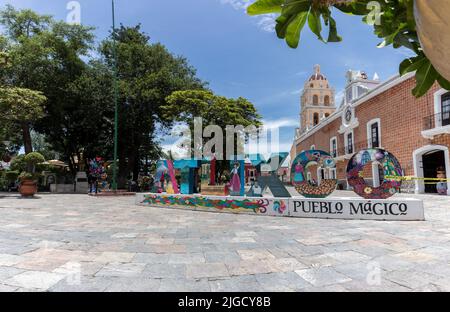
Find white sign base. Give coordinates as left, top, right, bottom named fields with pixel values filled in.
left=289, top=196, right=425, bottom=221
left=135, top=193, right=425, bottom=221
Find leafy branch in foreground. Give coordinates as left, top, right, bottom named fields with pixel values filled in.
left=247, top=0, right=450, bottom=97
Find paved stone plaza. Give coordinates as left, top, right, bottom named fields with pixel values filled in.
left=0, top=191, right=449, bottom=292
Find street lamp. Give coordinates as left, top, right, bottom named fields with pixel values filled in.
left=111, top=0, right=119, bottom=191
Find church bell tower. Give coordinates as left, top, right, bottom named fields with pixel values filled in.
left=300, top=64, right=336, bottom=133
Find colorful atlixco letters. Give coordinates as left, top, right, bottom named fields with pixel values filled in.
left=138, top=149, right=421, bottom=221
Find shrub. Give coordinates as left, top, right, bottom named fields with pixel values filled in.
left=10, top=155, right=26, bottom=172
left=24, top=152, right=45, bottom=166
left=19, top=172, right=42, bottom=182
left=5, top=170, right=19, bottom=182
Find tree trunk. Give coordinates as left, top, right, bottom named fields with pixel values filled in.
left=133, top=150, right=140, bottom=182
left=22, top=122, right=33, bottom=154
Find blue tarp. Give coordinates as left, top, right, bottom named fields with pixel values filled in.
left=173, top=159, right=200, bottom=169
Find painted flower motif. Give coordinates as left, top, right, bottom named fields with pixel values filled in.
left=389, top=188, right=397, bottom=195
left=364, top=187, right=373, bottom=194
left=354, top=184, right=364, bottom=193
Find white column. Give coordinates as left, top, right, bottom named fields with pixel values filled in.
left=372, top=163, right=380, bottom=188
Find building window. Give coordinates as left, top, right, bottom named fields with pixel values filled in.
left=317, top=168, right=325, bottom=185
left=313, top=95, right=319, bottom=105
left=324, top=95, right=330, bottom=106
left=442, top=92, right=450, bottom=126
left=357, top=85, right=369, bottom=98
left=346, top=132, right=354, bottom=154
left=313, top=113, right=319, bottom=126
left=318, top=167, right=337, bottom=184
left=433, top=89, right=450, bottom=128
left=367, top=118, right=381, bottom=148
left=371, top=123, right=380, bottom=148
left=330, top=137, right=337, bottom=158
left=329, top=168, right=337, bottom=180
left=346, top=88, right=353, bottom=103
left=325, top=113, right=330, bottom=118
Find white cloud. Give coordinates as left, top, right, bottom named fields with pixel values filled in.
left=262, top=118, right=299, bottom=130
left=295, top=70, right=308, bottom=77
left=255, top=14, right=277, bottom=32
left=335, top=89, right=345, bottom=107
left=219, top=0, right=277, bottom=32
left=220, top=0, right=250, bottom=10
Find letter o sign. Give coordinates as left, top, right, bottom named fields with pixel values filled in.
left=291, top=150, right=337, bottom=198
left=347, top=148, right=403, bottom=199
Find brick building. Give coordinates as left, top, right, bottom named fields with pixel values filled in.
left=290, top=66, right=450, bottom=195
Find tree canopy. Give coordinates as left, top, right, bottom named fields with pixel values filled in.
left=98, top=25, right=206, bottom=185
left=0, top=87, right=46, bottom=154
left=164, top=90, right=262, bottom=176
left=0, top=6, right=262, bottom=188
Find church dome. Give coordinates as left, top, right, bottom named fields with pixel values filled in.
left=309, top=64, right=327, bottom=81
left=309, top=73, right=327, bottom=81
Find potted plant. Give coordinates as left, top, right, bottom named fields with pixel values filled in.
left=18, top=152, right=45, bottom=197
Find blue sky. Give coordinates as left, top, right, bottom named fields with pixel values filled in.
left=1, top=0, right=411, bottom=153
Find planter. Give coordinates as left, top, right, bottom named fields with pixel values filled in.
left=19, top=179, right=38, bottom=197
left=415, top=0, right=450, bottom=81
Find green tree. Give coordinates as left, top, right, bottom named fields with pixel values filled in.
left=30, top=131, right=59, bottom=160
left=99, top=25, right=205, bottom=185
left=0, top=5, right=96, bottom=172
left=0, top=87, right=46, bottom=154
left=164, top=90, right=262, bottom=131
left=164, top=90, right=262, bottom=177
left=38, top=60, right=115, bottom=173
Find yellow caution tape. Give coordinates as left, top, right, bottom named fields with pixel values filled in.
left=385, top=176, right=449, bottom=182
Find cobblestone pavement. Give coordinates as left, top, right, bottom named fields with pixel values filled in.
left=0, top=191, right=449, bottom=292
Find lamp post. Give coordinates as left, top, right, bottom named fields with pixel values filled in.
left=111, top=0, right=119, bottom=191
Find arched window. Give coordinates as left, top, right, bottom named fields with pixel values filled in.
left=324, top=95, right=330, bottom=106
left=310, top=83, right=314, bottom=88
left=325, top=113, right=330, bottom=118
left=313, top=95, right=319, bottom=105
left=313, top=113, right=319, bottom=126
